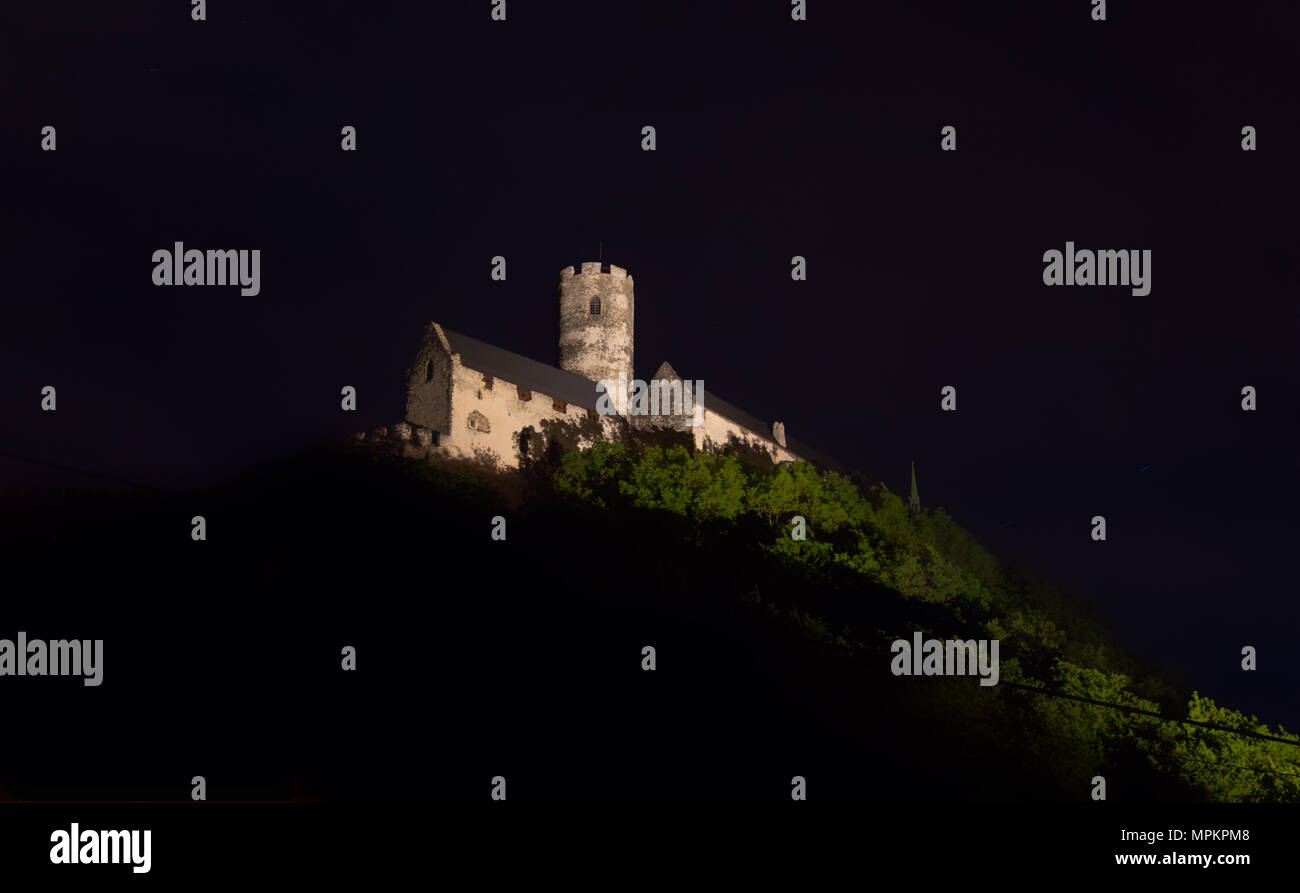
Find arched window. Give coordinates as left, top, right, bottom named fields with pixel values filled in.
left=589, top=297, right=601, bottom=316
left=425, top=360, right=434, bottom=382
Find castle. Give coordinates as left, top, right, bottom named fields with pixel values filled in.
left=375, top=261, right=840, bottom=472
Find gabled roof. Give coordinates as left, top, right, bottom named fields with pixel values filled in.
left=646, top=357, right=774, bottom=444
left=650, top=360, right=680, bottom=381
left=439, top=325, right=853, bottom=474
left=442, top=327, right=606, bottom=410
left=704, top=389, right=853, bottom=475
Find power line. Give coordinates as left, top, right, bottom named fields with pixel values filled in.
left=1027, top=725, right=1300, bottom=784
left=6, top=443, right=1298, bottom=758
left=840, top=634, right=1300, bottom=751
left=1000, top=680, right=1300, bottom=749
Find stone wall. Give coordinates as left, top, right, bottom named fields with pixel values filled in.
left=394, top=308, right=804, bottom=473
left=435, top=356, right=619, bottom=469
left=557, top=262, right=634, bottom=388
left=693, top=407, right=803, bottom=464
left=404, top=322, right=453, bottom=436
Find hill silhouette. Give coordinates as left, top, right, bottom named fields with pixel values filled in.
left=2, top=431, right=1296, bottom=802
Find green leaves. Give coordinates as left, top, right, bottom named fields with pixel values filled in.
left=552, top=441, right=632, bottom=508
left=545, top=441, right=1300, bottom=801
left=620, top=446, right=748, bottom=522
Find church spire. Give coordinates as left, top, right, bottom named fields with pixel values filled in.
left=908, top=461, right=921, bottom=515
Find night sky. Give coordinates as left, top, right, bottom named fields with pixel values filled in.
left=4, top=2, right=1298, bottom=729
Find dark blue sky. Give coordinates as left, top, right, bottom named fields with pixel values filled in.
left=3, top=1, right=1298, bottom=728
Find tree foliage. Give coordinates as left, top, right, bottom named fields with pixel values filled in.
left=549, top=443, right=1300, bottom=801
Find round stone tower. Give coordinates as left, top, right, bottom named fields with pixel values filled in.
left=558, top=261, right=634, bottom=387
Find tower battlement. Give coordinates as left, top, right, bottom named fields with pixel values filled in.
left=558, top=260, right=635, bottom=387
left=396, top=256, right=819, bottom=474
left=560, top=263, right=631, bottom=281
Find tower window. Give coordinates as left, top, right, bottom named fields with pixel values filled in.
left=589, top=297, right=601, bottom=316
left=425, top=360, right=434, bottom=382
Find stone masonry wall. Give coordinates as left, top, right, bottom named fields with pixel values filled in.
left=436, top=356, right=619, bottom=469
left=404, top=322, right=453, bottom=436
left=693, top=407, right=803, bottom=464
left=558, top=262, right=634, bottom=388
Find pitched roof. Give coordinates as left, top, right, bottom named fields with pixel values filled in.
left=650, top=360, right=680, bottom=381
left=442, top=327, right=607, bottom=410
left=440, top=325, right=853, bottom=474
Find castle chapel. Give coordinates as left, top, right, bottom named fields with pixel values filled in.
left=386, top=261, right=837, bottom=471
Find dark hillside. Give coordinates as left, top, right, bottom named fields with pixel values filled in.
left=4, top=440, right=1293, bottom=802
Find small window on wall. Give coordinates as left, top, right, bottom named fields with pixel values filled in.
left=483, top=374, right=493, bottom=390
left=589, top=297, right=601, bottom=315
left=517, top=386, right=531, bottom=401
left=425, top=360, right=434, bottom=382
left=553, top=398, right=566, bottom=413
